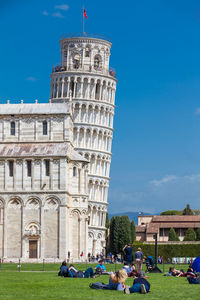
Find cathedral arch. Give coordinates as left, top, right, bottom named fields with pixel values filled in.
left=26, top=198, right=41, bottom=209
left=44, top=197, right=60, bottom=210
left=8, top=197, right=23, bottom=208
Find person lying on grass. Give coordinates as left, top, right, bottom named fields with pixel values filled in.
left=169, top=267, right=185, bottom=277
left=58, top=261, right=95, bottom=278
left=123, top=261, right=139, bottom=277
left=105, top=269, right=128, bottom=290
left=124, top=271, right=150, bottom=294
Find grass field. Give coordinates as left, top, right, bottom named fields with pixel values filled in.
left=0, top=264, right=199, bottom=300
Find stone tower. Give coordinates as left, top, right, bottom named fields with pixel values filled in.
left=49, top=34, right=117, bottom=255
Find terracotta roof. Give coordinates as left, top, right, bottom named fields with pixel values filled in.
left=147, top=224, right=159, bottom=234
left=156, top=223, right=200, bottom=228
left=152, top=215, right=200, bottom=222
left=0, top=143, right=87, bottom=162
left=136, top=226, right=146, bottom=233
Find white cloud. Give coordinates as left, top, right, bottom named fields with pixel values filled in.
left=52, top=12, right=65, bottom=18
left=26, top=77, right=37, bottom=82
left=42, top=11, right=49, bottom=16
left=54, top=4, right=69, bottom=11
left=195, top=108, right=200, bottom=114
left=150, top=175, right=177, bottom=186
left=184, top=174, right=200, bottom=181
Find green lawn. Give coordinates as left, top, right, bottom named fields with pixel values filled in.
left=0, top=264, right=199, bottom=300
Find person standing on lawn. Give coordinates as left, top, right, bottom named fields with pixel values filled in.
left=134, top=247, right=144, bottom=273
left=123, top=244, right=133, bottom=265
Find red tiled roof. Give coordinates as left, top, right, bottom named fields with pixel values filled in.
left=152, top=215, right=200, bottom=222
left=136, top=226, right=146, bottom=233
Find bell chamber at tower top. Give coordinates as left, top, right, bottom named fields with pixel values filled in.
left=52, top=36, right=116, bottom=78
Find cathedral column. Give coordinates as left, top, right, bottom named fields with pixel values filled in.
left=61, top=78, right=65, bottom=98
left=73, top=79, right=77, bottom=98
left=21, top=205, right=25, bottom=258
left=83, top=129, right=86, bottom=148
left=85, top=105, right=89, bottom=124
left=13, top=159, right=16, bottom=190
left=67, top=78, right=71, bottom=97
left=59, top=205, right=67, bottom=259
left=3, top=206, right=7, bottom=258
left=90, top=130, right=93, bottom=149
left=87, top=79, right=91, bottom=99
left=40, top=206, right=44, bottom=258
left=40, top=159, right=43, bottom=189
left=99, top=83, right=103, bottom=100
left=32, top=159, right=35, bottom=190
left=77, top=129, right=80, bottom=148
left=80, top=79, right=84, bottom=98
left=4, top=160, right=7, bottom=190
left=56, top=82, right=59, bottom=98
left=50, top=159, right=53, bottom=190
left=78, top=105, right=81, bottom=123
left=22, top=159, right=25, bottom=190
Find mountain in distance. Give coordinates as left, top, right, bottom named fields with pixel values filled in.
left=108, top=211, right=156, bottom=225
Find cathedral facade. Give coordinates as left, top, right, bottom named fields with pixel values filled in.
left=0, top=35, right=116, bottom=261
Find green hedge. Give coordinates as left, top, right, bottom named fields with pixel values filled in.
left=133, top=243, right=200, bottom=261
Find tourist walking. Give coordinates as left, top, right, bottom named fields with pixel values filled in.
left=134, top=247, right=144, bottom=273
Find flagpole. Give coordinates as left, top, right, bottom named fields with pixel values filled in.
left=83, top=6, right=84, bottom=35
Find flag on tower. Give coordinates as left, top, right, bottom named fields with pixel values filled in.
left=83, top=8, right=88, bottom=19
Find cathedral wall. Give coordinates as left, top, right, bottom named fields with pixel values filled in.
left=0, top=114, right=71, bottom=143
left=7, top=202, right=22, bottom=258
left=0, top=208, right=3, bottom=257
left=44, top=206, right=59, bottom=258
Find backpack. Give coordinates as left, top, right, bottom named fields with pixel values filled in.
left=95, top=267, right=103, bottom=275
left=89, top=282, right=107, bottom=289
left=187, top=277, right=200, bottom=284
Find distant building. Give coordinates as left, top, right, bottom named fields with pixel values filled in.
left=136, top=215, right=200, bottom=242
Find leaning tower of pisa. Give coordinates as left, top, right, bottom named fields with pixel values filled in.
left=49, top=34, right=117, bottom=255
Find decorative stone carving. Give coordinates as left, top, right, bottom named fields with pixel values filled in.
left=26, top=198, right=40, bottom=209
left=16, top=159, right=23, bottom=165
left=44, top=198, right=59, bottom=210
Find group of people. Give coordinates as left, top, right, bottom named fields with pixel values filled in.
left=58, top=245, right=150, bottom=294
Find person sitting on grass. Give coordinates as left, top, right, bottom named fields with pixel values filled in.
left=95, top=259, right=112, bottom=275
left=124, top=272, right=150, bottom=294
left=58, top=261, right=73, bottom=277
left=95, top=259, right=106, bottom=273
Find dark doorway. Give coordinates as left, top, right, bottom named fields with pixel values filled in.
left=29, top=240, right=37, bottom=258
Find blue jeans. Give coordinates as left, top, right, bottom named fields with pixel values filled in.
left=129, top=283, right=150, bottom=293
left=84, top=267, right=94, bottom=278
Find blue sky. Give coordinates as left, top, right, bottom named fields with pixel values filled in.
left=1, top=1, right=200, bottom=214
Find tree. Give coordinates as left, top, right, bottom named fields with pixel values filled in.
left=109, top=216, right=120, bottom=254
left=130, top=220, right=136, bottom=243
left=196, top=228, right=200, bottom=241
left=168, top=227, right=179, bottom=241
left=118, top=215, right=131, bottom=252
left=160, top=210, right=182, bottom=215
left=184, top=228, right=196, bottom=241
left=182, top=204, right=193, bottom=215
